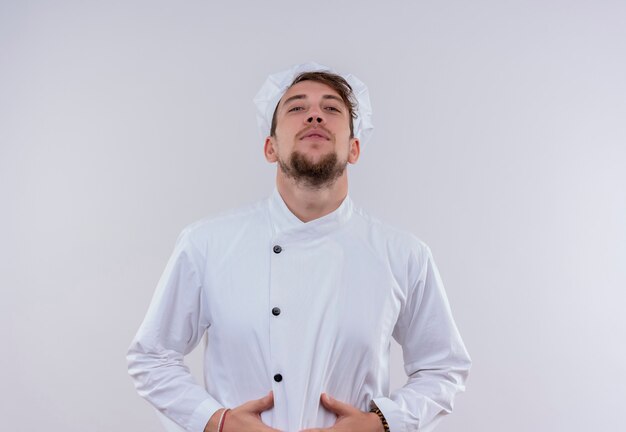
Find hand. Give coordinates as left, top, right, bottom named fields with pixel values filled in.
left=204, top=391, right=281, bottom=432
left=300, top=393, right=384, bottom=432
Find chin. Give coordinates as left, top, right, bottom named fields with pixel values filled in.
left=292, top=148, right=335, bottom=163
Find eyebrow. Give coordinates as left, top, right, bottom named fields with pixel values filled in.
left=282, top=94, right=344, bottom=107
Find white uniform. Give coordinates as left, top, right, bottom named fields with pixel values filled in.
left=127, top=187, right=471, bottom=432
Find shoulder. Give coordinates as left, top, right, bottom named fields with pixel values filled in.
left=349, top=201, right=431, bottom=261
left=177, top=196, right=270, bottom=248
left=348, top=201, right=435, bottom=299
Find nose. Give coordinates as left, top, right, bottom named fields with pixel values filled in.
left=307, top=115, right=324, bottom=124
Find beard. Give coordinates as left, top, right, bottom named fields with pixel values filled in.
left=278, top=149, right=347, bottom=189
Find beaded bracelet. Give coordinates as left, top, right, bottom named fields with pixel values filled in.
left=369, top=405, right=390, bottom=432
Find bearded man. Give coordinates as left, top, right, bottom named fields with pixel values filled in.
left=127, top=62, right=471, bottom=432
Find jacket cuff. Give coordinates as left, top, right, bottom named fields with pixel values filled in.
left=188, top=398, right=223, bottom=432
left=371, top=397, right=407, bottom=432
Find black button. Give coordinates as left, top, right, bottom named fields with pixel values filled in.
left=274, top=374, right=283, bottom=382
left=273, top=245, right=282, bottom=254
left=272, top=307, right=281, bottom=316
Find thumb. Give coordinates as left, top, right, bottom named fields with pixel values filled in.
left=320, top=393, right=352, bottom=416
left=251, top=390, right=274, bottom=412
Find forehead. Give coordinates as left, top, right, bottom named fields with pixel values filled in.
left=279, top=80, right=343, bottom=107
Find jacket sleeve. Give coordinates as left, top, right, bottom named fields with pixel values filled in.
left=372, top=242, right=471, bottom=432
left=126, top=227, right=222, bottom=432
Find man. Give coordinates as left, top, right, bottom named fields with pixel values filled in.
left=127, top=62, right=471, bottom=432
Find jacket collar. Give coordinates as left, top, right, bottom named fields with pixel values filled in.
left=267, top=186, right=353, bottom=242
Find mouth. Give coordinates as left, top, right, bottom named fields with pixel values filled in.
left=300, top=129, right=330, bottom=140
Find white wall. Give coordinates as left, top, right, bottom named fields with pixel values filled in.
left=1, top=1, right=625, bottom=431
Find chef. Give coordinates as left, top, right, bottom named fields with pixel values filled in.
left=127, top=62, right=471, bottom=432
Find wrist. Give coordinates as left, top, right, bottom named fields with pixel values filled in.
left=367, top=412, right=385, bottom=432
left=369, top=405, right=390, bottom=432
left=204, top=408, right=226, bottom=432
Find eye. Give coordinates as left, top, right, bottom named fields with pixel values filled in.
left=325, top=106, right=341, bottom=112
left=288, top=106, right=304, bottom=112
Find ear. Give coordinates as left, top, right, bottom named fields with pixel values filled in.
left=264, top=136, right=278, bottom=163
left=347, top=137, right=360, bottom=164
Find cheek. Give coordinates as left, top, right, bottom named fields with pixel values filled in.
left=272, top=137, right=294, bottom=160
left=275, top=121, right=300, bottom=141
left=329, top=118, right=351, bottom=137
left=331, top=124, right=352, bottom=143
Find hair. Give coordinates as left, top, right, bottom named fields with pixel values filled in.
left=270, top=71, right=358, bottom=138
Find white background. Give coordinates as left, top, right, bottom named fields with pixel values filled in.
left=1, top=1, right=625, bottom=431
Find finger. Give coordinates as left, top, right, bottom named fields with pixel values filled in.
left=320, top=393, right=354, bottom=417
left=247, top=390, right=274, bottom=413
left=253, top=414, right=283, bottom=432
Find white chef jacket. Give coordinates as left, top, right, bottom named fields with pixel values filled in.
left=127, top=187, right=471, bottom=432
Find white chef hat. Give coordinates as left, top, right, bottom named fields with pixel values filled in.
left=253, top=61, right=374, bottom=145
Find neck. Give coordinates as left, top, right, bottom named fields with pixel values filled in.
left=275, top=171, right=349, bottom=223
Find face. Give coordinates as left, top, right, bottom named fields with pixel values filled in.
left=264, top=80, right=360, bottom=188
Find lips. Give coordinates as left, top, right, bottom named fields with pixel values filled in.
left=301, top=129, right=330, bottom=140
